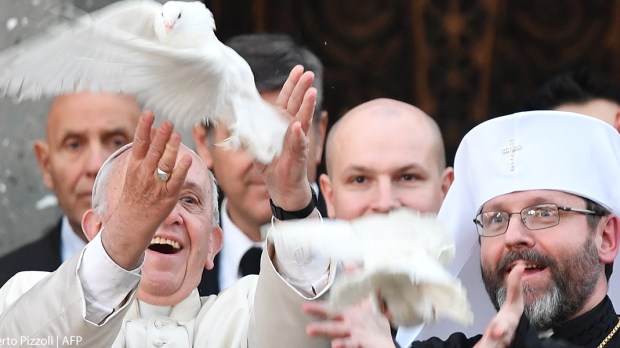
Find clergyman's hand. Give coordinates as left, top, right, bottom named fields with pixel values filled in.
left=474, top=264, right=525, bottom=348
left=101, top=111, right=192, bottom=270
left=256, top=65, right=317, bottom=212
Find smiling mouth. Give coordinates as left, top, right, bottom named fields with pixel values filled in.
left=148, top=237, right=181, bottom=255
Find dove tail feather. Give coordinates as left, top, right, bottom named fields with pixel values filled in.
left=224, top=95, right=289, bottom=164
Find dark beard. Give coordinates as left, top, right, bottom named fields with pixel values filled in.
left=481, top=236, right=601, bottom=330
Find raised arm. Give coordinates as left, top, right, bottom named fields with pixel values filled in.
left=0, top=112, right=190, bottom=345
left=248, top=66, right=336, bottom=348
left=256, top=65, right=318, bottom=216
left=98, top=112, right=191, bottom=270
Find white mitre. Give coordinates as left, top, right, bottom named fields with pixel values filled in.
left=401, top=110, right=620, bottom=343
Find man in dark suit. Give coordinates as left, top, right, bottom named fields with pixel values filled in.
left=0, top=92, right=140, bottom=285
left=192, top=34, right=328, bottom=295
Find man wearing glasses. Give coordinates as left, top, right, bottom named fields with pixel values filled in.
left=307, top=110, right=620, bottom=347
left=474, top=203, right=606, bottom=237
left=418, top=110, right=620, bottom=346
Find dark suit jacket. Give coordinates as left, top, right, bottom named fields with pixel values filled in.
left=197, top=184, right=328, bottom=296
left=0, top=220, right=63, bottom=286
left=198, top=253, right=221, bottom=296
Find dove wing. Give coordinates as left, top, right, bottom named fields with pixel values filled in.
left=0, top=0, right=289, bottom=161
left=0, top=0, right=160, bottom=100
left=267, top=209, right=453, bottom=264
left=268, top=210, right=472, bottom=326
left=328, top=254, right=473, bottom=327
left=0, top=0, right=224, bottom=127
left=268, top=218, right=365, bottom=262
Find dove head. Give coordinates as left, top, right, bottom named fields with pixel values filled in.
left=161, top=2, right=182, bottom=30
left=155, top=1, right=216, bottom=47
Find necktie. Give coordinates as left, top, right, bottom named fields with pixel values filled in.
left=239, top=246, right=262, bottom=276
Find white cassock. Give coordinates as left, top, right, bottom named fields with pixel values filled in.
left=0, top=232, right=337, bottom=347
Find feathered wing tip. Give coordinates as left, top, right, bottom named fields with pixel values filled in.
left=221, top=95, right=290, bottom=164
left=0, top=0, right=164, bottom=102
left=186, top=1, right=216, bottom=31
left=327, top=254, right=473, bottom=327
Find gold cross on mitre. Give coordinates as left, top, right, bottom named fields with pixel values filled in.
left=502, top=138, right=522, bottom=172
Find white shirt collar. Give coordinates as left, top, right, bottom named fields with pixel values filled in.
left=218, top=198, right=263, bottom=291
left=311, top=181, right=319, bottom=195
left=60, top=215, right=87, bottom=263
left=138, top=300, right=172, bottom=318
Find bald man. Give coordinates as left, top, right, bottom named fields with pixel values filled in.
left=0, top=92, right=141, bottom=286
left=317, top=98, right=453, bottom=343
left=319, top=98, right=453, bottom=220
left=254, top=97, right=452, bottom=343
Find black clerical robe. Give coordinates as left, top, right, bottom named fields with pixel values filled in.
left=410, top=296, right=619, bottom=348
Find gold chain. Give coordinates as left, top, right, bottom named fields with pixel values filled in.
left=598, top=316, right=620, bottom=348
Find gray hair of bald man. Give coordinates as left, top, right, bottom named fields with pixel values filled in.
left=91, top=142, right=220, bottom=227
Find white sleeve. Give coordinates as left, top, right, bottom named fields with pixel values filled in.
left=78, top=231, right=142, bottom=324
left=269, top=214, right=331, bottom=298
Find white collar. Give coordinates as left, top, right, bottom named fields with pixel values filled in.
left=311, top=181, right=319, bottom=196
left=127, top=289, right=202, bottom=321
left=138, top=300, right=172, bottom=318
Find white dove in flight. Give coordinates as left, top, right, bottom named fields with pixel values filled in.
left=266, top=209, right=473, bottom=327
left=0, top=0, right=290, bottom=163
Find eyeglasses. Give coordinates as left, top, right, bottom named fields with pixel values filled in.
left=473, top=203, right=604, bottom=237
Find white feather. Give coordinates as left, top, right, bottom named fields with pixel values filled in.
left=0, top=0, right=289, bottom=163
left=267, top=209, right=473, bottom=327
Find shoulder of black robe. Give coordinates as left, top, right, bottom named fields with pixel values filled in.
left=551, top=296, right=619, bottom=347
left=409, top=314, right=579, bottom=348
left=409, top=332, right=481, bottom=347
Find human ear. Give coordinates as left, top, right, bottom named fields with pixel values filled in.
left=440, top=166, right=455, bottom=197
left=598, top=214, right=620, bottom=265
left=319, top=173, right=336, bottom=218
left=204, top=225, right=223, bottom=270
left=34, top=140, right=54, bottom=190
left=81, top=209, right=103, bottom=242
